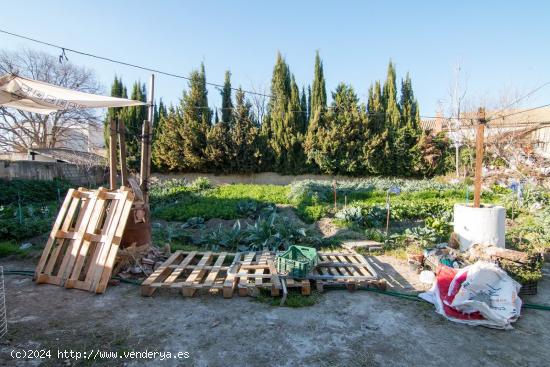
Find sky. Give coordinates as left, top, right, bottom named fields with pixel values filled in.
left=1, top=0, right=549, bottom=117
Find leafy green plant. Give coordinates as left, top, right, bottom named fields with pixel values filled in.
left=190, top=177, right=213, bottom=191
left=0, top=178, right=71, bottom=205
left=364, top=206, right=386, bottom=227
left=0, top=203, right=57, bottom=241
left=296, top=204, right=328, bottom=223
left=424, top=211, right=452, bottom=240
left=364, top=228, right=386, bottom=242
left=152, top=223, right=194, bottom=247
left=202, top=221, right=243, bottom=251
left=403, top=226, right=438, bottom=249
left=335, top=206, right=363, bottom=223
left=243, top=213, right=321, bottom=251
left=180, top=217, right=205, bottom=229
left=236, top=200, right=259, bottom=217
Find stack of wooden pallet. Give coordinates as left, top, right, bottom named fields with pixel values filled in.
left=35, top=187, right=134, bottom=294
left=141, top=250, right=381, bottom=299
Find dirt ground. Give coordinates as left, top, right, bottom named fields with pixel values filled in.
left=1, top=258, right=549, bottom=367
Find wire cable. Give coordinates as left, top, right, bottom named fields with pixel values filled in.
left=0, top=28, right=274, bottom=98
left=487, top=103, right=550, bottom=122
left=488, top=81, right=550, bottom=120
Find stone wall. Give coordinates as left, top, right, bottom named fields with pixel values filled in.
left=0, top=160, right=107, bottom=186
left=152, top=171, right=359, bottom=186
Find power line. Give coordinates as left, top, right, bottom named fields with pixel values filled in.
left=0, top=28, right=403, bottom=118
left=0, top=28, right=275, bottom=99
left=487, top=103, right=550, bottom=122
left=7, top=28, right=546, bottom=123
left=488, top=81, right=550, bottom=120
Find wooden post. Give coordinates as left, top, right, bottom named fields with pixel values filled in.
left=117, top=117, right=128, bottom=186
left=140, top=74, right=155, bottom=204
left=139, top=119, right=149, bottom=197
left=473, top=107, right=486, bottom=208
left=146, top=74, right=155, bottom=185
left=332, top=180, right=337, bottom=210
left=108, top=118, right=117, bottom=189
left=385, top=192, right=390, bottom=234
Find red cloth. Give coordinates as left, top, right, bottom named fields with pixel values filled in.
left=436, top=265, right=484, bottom=321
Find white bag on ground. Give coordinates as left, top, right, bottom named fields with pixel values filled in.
left=420, top=261, right=522, bottom=329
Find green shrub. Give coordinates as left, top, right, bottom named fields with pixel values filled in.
left=335, top=206, right=363, bottom=223
left=0, top=203, right=57, bottom=241
left=151, top=183, right=290, bottom=222
left=296, top=204, right=328, bottom=223
left=0, top=178, right=71, bottom=205
left=190, top=177, right=213, bottom=191
left=0, top=241, right=27, bottom=257
left=211, top=184, right=290, bottom=204
left=288, top=178, right=463, bottom=204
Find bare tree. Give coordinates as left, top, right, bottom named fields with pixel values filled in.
left=445, top=60, right=470, bottom=177
left=0, top=48, right=101, bottom=152
left=248, top=82, right=268, bottom=125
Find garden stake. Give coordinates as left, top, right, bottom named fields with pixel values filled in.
left=17, top=192, right=22, bottom=224
left=473, top=107, right=486, bottom=208
left=332, top=180, right=337, bottom=210
left=385, top=191, right=390, bottom=235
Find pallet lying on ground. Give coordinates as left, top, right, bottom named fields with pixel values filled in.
left=141, top=250, right=382, bottom=299
left=141, top=251, right=235, bottom=297
left=232, top=251, right=284, bottom=297
left=311, top=251, right=385, bottom=292
left=35, top=187, right=134, bottom=294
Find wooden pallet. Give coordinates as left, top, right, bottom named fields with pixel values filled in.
left=35, top=187, right=134, bottom=294
left=141, top=251, right=236, bottom=297
left=231, top=251, right=282, bottom=297
left=310, top=251, right=384, bottom=292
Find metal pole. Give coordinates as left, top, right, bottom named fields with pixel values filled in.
left=473, top=107, right=486, bottom=208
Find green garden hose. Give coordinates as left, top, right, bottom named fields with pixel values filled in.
left=2, top=269, right=550, bottom=311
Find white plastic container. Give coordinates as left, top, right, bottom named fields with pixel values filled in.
left=453, top=203, right=506, bottom=251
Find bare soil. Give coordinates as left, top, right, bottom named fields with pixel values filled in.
left=1, top=258, right=549, bottom=367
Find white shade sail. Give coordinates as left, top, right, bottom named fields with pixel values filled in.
left=0, top=74, right=146, bottom=114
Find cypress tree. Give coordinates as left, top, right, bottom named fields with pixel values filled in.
left=304, top=52, right=328, bottom=172
left=284, top=76, right=307, bottom=173
left=265, top=52, right=293, bottom=172
left=364, top=81, right=391, bottom=174
left=104, top=76, right=127, bottom=150
left=205, top=71, right=234, bottom=172
left=179, top=66, right=211, bottom=170
left=120, top=82, right=147, bottom=169
left=381, top=61, right=401, bottom=174
left=153, top=65, right=211, bottom=171
left=309, top=83, right=366, bottom=175
left=310, top=51, right=327, bottom=118
left=300, top=86, right=308, bottom=133
left=307, top=85, right=312, bottom=121
left=152, top=105, right=182, bottom=171
left=220, top=70, right=234, bottom=124
left=231, top=88, right=262, bottom=172
left=395, top=73, right=422, bottom=175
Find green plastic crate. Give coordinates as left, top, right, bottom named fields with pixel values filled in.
left=276, top=245, right=318, bottom=278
